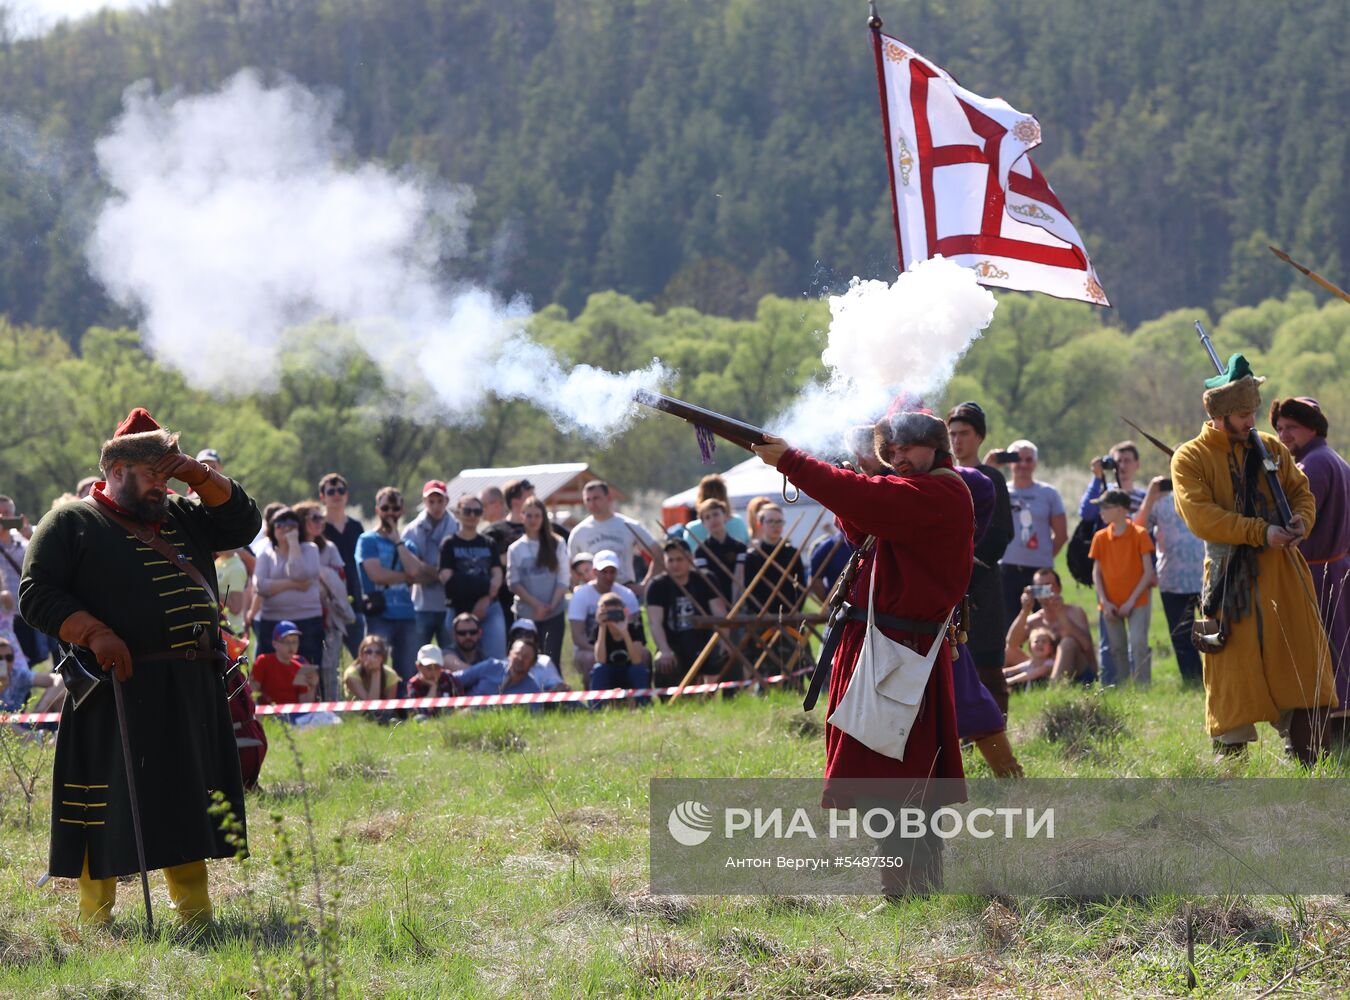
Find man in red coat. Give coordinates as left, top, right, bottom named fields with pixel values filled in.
left=754, top=410, right=974, bottom=892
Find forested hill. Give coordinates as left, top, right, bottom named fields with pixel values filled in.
left=0, top=0, right=1346, bottom=342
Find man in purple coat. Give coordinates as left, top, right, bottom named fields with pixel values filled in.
left=1272, top=397, right=1350, bottom=730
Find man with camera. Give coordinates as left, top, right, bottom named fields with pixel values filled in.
left=995, top=440, right=1067, bottom=624
left=1005, top=568, right=1096, bottom=685
left=1134, top=472, right=1204, bottom=685
left=1076, top=441, right=1148, bottom=684
left=567, top=550, right=643, bottom=682
left=19, top=407, right=262, bottom=926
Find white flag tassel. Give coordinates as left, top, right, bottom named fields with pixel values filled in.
left=872, top=31, right=1110, bottom=307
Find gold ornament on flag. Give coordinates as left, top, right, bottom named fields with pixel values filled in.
left=1085, top=275, right=1108, bottom=304
left=884, top=41, right=909, bottom=63
left=896, top=135, right=914, bottom=185
left=1009, top=203, right=1055, bottom=223
left=973, top=261, right=1010, bottom=280
left=1012, top=118, right=1042, bottom=144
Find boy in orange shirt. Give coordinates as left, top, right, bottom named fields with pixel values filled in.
left=1088, top=489, right=1156, bottom=685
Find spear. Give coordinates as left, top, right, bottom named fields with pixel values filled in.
left=1268, top=246, right=1350, bottom=305
left=1119, top=417, right=1175, bottom=459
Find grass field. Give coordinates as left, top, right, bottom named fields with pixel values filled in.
left=2, top=541, right=1348, bottom=998
left=1, top=663, right=1348, bottom=998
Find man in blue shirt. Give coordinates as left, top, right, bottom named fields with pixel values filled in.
left=356, top=486, right=430, bottom=686
left=453, top=637, right=544, bottom=700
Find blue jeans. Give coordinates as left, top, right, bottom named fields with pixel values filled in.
left=1097, top=610, right=1125, bottom=686
left=588, top=660, right=652, bottom=706
left=477, top=602, right=507, bottom=660
left=343, top=612, right=366, bottom=658
left=365, top=616, right=419, bottom=687
left=415, top=609, right=453, bottom=649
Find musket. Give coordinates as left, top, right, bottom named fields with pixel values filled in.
left=635, top=389, right=800, bottom=503
left=1269, top=246, right=1350, bottom=306
left=1193, top=321, right=1294, bottom=528
left=634, top=389, right=769, bottom=451
left=802, top=535, right=874, bottom=712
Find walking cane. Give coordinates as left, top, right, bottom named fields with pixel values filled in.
left=111, top=673, right=154, bottom=935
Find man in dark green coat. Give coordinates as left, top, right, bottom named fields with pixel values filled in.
left=20, top=407, right=261, bottom=925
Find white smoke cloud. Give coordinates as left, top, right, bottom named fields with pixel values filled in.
left=87, top=70, right=664, bottom=436
left=773, top=256, right=997, bottom=455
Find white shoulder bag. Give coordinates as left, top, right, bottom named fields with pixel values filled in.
left=826, top=551, right=953, bottom=761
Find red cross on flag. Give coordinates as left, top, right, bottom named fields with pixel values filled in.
left=871, top=31, right=1109, bottom=306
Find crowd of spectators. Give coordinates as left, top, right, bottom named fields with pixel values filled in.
left=0, top=422, right=1210, bottom=726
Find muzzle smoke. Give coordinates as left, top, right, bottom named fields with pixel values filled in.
left=773, top=257, right=997, bottom=454
left=86, top=71, right=664, bottom=437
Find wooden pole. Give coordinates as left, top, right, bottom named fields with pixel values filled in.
left=709, top=504, right=829, bottom=683
left=671, top=508, right=808, bottom=696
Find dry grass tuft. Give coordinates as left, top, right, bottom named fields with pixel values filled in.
left=352, top=810, right=411, bottom=844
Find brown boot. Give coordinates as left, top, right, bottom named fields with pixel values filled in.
left=879, top=829, right=945, bottom=897
left=973, top=731, right=1025, bottom=778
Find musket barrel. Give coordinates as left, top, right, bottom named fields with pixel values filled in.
left=1194, top=321, right=1224, bottom=373
left=634, top=389, right=769, bottom=451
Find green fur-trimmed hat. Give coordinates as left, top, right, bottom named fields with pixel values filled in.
left=1202, top=353, right=1266, bottom=419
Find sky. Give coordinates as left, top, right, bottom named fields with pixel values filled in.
left=5, top=0, right=158, bottom=37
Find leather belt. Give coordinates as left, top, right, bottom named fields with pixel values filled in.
left=135, top=648, right=229, bottom=665
left=840, top=604, right=944, bottom=634
left=803, top=605, right=945, bottom=712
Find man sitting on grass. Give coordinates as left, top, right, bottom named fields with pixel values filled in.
left=590, top=592, right=652, bottom=705
left=1005, top=568, right=1097, bottom=685
left=1089, top=488, right=1156, bottom=686
left=509, top=620, right=569, bottom=692
left=453, top=637, right=543, bottom=700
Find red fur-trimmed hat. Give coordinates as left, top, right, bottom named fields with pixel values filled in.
left=99, top=407, right=180, bottom=473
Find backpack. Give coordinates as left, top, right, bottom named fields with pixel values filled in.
left=1065, top=517, right=1098, bottom=587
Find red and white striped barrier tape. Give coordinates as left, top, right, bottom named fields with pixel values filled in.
left=0, top=667, right=810, bottom=725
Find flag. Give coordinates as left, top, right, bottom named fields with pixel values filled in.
left=871, top=31, right=1109, bottom=306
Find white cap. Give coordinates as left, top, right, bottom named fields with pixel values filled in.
left=415, top=644, right=444, bottom=666
left=593, top=550, right=621, bottom=572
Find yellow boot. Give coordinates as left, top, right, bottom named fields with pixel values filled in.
left=164, top=860, right=213, bottom=926
left=78, top=851, right=117, bottom=926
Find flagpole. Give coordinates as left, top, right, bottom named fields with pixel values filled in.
left=868, top=1, right=905, bottom=274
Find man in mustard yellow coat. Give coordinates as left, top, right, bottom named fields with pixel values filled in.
left=1171, top=355, right=1338, bottom=765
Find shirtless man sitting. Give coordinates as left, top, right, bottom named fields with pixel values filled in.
left=1005, top=568, right=1097, bottom=684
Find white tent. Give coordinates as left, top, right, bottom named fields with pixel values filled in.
left=661, top=457, right=829, bottom=550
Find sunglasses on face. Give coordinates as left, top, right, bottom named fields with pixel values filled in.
left=455, top=629, right=480, bottom=638
left=307, top=513, right=325, bottom=521
left=0, top=654, right=13, bottom=662
left=459, top=507, right=483, bottom=516
left=323, top=485, right=347, bottom=496
left=761, top=519, right=785, bottom=526
left=275, top=519, right=299, bottom=529
left=360, top=647, right=386, bottom=656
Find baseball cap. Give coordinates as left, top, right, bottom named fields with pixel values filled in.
left=593, top=550, right=621, bottom=572
left=570, top=551, right=595, bottom=567
left=196, top=448, right=222, bottom=464
left=422, top=479, right=449, bottom=498
left=272, top=620, right=301, bottom=642
left=1093, top=488, right=1133, bottom=509
left=416, top=644, right=444, bottom=666
left=508, top=619, right=538, bottom=636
